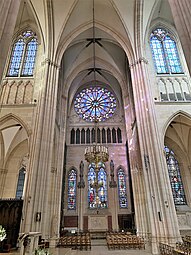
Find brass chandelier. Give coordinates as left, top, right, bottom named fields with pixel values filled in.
left=84, top=0, right=109, bottom=206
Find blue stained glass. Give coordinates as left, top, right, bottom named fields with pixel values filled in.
left=150, top=28, right=183, bottom=74
left=7, top=30, right=38, bottom=77
left=150, top=36, right=168, bottom=74
left=88, top=163, right=107, bottom=209
left=164, top=36, right=183, bottom=74
left=164, top=146, right=186, bottom=205
left=74, top=86, right=116, bottom=122
left=16, top=168, right=26, bottom=198
left=68, top=169, right=77, bottom=210
left=117, top=169, right=128, bottom=208
left=22, top=38, right=38, bottom=76
left=8, top=39, right=25, bottom=76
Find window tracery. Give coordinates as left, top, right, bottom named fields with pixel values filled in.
left=74, top=86, right=116, bottom=122
left=7, top=30, right=38, bottom=77
left=150, top=28, right=183, bottom=74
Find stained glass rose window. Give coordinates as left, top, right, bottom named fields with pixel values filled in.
left=74, top=86, right=116, bottom=122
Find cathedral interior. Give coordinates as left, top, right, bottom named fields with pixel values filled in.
left=0, top=0, right=191, bottom=254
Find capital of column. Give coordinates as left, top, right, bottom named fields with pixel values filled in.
left=129, top=57, right=148, bottom=68
left=41, top=58, right=60, bottom=69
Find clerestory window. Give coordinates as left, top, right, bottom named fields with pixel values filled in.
left=150, top=28, right=183, bottom=74
left=7, top=30, right=38, bottom=77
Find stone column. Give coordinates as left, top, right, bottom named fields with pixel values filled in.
left=168, top=0, right=191, bottom=75
left=129, top=57, right=181, bottom=254
left=0, top=168, right=8, bottom=197
left=0, top=0, right=21, bottom=82
left=21, top=59, right=60, bottom=239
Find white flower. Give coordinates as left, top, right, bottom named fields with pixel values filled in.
left=0, top=225, right=6, bottom=242
left=34, top=248, right=51, bottom=255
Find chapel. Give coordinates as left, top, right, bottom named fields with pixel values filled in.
left=0, top=0, right=191, bottom=254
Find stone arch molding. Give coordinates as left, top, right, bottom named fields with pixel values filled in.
left=0, top=113, right=31, bottom=136
left=55, top=22, right=134, bottom=69
left=163, top=110, right=191, bottom=139
left=0, top=114, right=30, bottom=168
left=116, top=165, right=127, bottom=175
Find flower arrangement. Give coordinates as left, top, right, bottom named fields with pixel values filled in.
left=0, top=225, right=6, bottom=242
left=34, top=247, right=51, bottom=255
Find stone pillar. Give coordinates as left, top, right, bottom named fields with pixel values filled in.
left=0, top=0, right=21, bottom=82
left=0, top=168, right=8, bottom=197
left=21, top=59, right=60, bottom=240
left=168, top=0, right=191, bottom=75
left=129, top=57, right=181, bottom=254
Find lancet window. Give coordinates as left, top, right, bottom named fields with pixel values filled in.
left=7, top=30, right=38, bottom=77
left=16, top=167, right=26, bottom=198
left=150, top=28, right=183, bottom=74
left=164, top=146, right=187, bottom=205
left=117, top=168, right=128, bottom=208
left=88, top=163, right=107, bottom=209
left=68, top=169, right=77, bottom=210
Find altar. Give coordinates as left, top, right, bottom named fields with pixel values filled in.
left=88, top=215, right=108, bottom=231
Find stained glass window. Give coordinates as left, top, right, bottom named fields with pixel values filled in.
left=68, top=169, right=77, bottom=210
left=7, top=30, right=38, bottom=77
left=16, top=168, right=26, bottom=198
left=21, top=38, right=38, bottom=76
left=150, top=28, right=183, bottom=74
left=74, top=86, right=117, bottom=122
left=164, top=146, right=186, bottom=205
left=117, top=168, right=128, bottom=208
left=88, top=163, right=107, bottom=209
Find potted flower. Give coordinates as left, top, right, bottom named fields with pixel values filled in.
left=0, top=225, right=6, bottom=242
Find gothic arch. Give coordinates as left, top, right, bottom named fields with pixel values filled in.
left=163, top=111, right=191, bottom=138
left=0, top=113, right=31, bottom=136
left=56, top=22, right=134, bottom=68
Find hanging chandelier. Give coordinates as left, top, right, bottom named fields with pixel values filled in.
left=84, top=0, right=109, bottom=205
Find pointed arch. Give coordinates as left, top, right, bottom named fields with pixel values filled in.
left=0, top=113, right=31, bottom=136
left=162, top=110, right=191, bottom=139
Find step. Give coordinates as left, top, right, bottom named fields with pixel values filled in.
left=91, top=239, right=107, bottom=246
left=90, top=231, right=106, bottom=240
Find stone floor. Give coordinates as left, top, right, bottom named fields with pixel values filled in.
left=0, top=246, right=153, bottom=255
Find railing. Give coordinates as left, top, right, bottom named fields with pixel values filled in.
left=157, top=75, right=191, bottom=102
